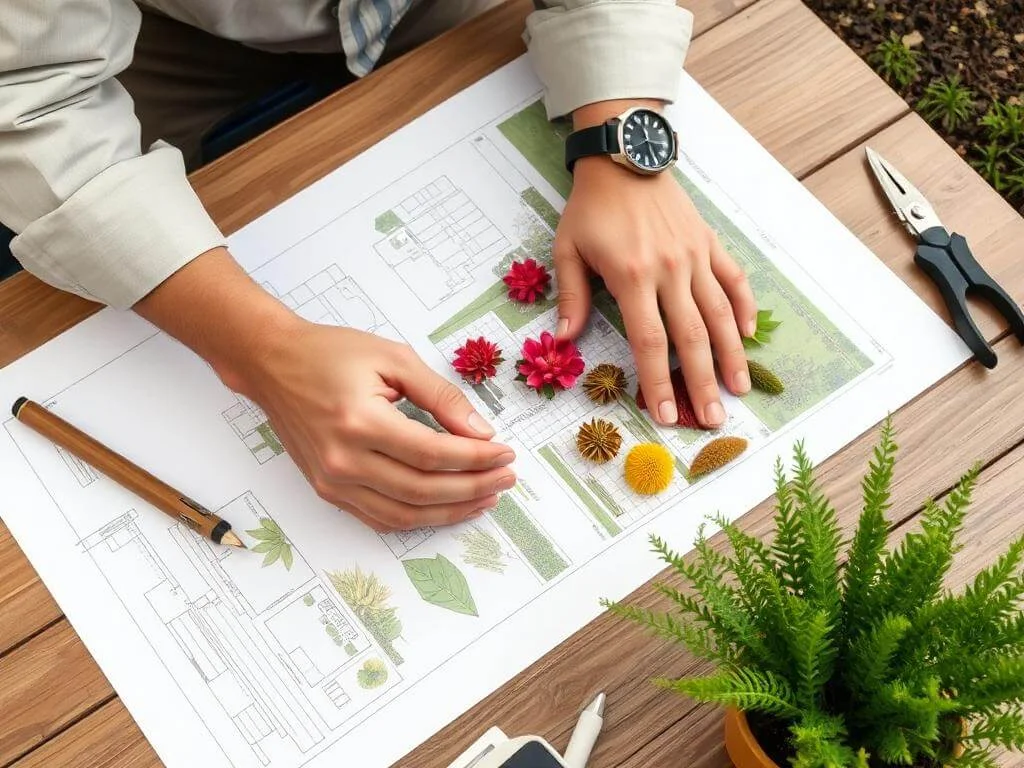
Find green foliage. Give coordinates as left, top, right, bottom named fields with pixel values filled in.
left=246, top=518, right=294, bottom=570
left=980, top=101, right=1024, bottom=146
left=456, top=523, right=509, bottom=573
left=357, top=658, right=389, bottom=689
left=742, top=309, right=782, bottom=349
left=970, top=101, right=1024, bottom=207
left=868, top=34, right=920, bottom=89
left=603, top=417, right=1024, bottom=767
left=916, top=75, right=975, bottom=133
left=327, top=568, right=405, bottom=665
left=403, top=554, right=479, bottom=616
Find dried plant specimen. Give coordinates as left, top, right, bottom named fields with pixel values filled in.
left=688, top=436, right=748, bottom=480
left=503, top=257, right=551, bottom=303
left=582, top=363, right=628, bottom=404
left=515, top=331, right=585, bottom=398
left=624, top=443, right=675, bottom=495
left=576, top=418, right=623, bottom=464
left=748, top=360, right=785, bottom=395
left=635, top=368, right=710, bottom=430
left=452, top=336, right=504, bottom=384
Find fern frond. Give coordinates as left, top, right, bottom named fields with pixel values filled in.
left=946, top=745, right=1000, bottom=768
left=659, top=667, right=801, bottom=719
left=599, top=598, right=724, bottom=662
left=841, top=417, right=897, bottom=639
left=843, top=613, right=912, bottom=699
left=965, top=706, right=1024, bottom=751
left=771, top=454, right=805, bottom=592
left=787, top=599, right=836, bottom=711
left=956, top=654, right=1024, bottom=710
left=788, top=711, right=858, bottom=768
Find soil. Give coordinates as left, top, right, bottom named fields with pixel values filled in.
left=801, top=0, right=1024, bottom=213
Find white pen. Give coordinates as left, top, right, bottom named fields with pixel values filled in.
left=563, top=692, right=605, bottom=768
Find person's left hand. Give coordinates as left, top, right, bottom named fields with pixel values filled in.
left=553, top=102, right=758, bottom=430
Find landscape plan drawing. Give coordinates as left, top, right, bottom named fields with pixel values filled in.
left=0, top=56, right=970, bottom=768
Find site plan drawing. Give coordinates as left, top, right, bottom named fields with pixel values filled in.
left=0, top=56, right=970, bottom=768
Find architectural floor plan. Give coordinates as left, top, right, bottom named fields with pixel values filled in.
left=0, top=57, right=969, bottom=768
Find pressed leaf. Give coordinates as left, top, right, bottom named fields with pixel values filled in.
left=263, top=545, right=282, bottom=568
left=403, top=554, right=478, bottom=616
left=246, top=527, right=277, bottom=541
left=251, top=541, right=277, bottom=554
left=281, top=544, right=294, bottom=570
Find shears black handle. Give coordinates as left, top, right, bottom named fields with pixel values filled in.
left=915, top=226, right=1024, bottom=369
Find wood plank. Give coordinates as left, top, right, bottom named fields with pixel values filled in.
left=620, top=444, right=1024, bottom=768
left=0, top=622, right=112, bottom=766
left=12, top=699, right=159, bottom=768
left=804, top=112, right=1024, bottom=345
left=688, top=0, right=907, bottom=178
left=0, top=522, right=59, bottom=656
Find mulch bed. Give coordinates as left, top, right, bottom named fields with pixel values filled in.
left=802, top=0, right=1024, bottom=214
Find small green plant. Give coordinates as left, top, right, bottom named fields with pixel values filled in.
left=743, top=309, right=782, bottom=349
left=980, top=100, right=1024, bottom=146
left=604, top=417, right=1024, bottom=767
left=868, top=33, right=920, bottom=89
left=246, top=518, right=294, bottom=570
left=917, top=75, right=976, bottom=132
left=328, top=567, right=405, bottom=665
left=357, top=658, right=389, bottom=689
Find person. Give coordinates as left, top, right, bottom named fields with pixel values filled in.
left=0, top=0, right=756, bottom=533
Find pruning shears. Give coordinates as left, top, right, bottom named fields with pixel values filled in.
left=865, top=146, right=1024, bottom=369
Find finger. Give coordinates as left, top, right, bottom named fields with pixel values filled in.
left=378, top=404, right=517, bottom=470
left=553, top=238, right=592, bottom=339
left=661, top=277, right=724, bottom=428
left=336, top=495, right=396, bottom=533
left=615, top=283, right=677, bottom=426
left=692, top=264, right=750, bottom=397
left=388, top=347, right=500, bottom=441
left=710, top=237, right=757, bottom=338
left=338, top=484, right=500, bottom=530
left=357, top=449, right=517, bottom=506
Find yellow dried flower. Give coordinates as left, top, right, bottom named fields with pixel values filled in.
left=624, top=442, right=674, bottom=495
left=576, top=418, right=622, bottom=463
left=688, top=436, right=748, bottom=480
left=748, top=361, right=784, bottom=395
left=582, top=363, right=627, bottom=405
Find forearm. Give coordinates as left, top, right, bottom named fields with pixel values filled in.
left=133, top=247, right=300, bottom=394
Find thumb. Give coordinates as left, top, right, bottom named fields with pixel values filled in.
left=554, top=240, right=592, bottom=340
left=394, top=349, right=496, bottom=439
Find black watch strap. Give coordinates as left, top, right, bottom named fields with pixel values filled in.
left=564, top=122, right=620, bottom=173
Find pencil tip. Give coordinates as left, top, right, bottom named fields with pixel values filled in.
left=221, top=530, right=246, bottom=549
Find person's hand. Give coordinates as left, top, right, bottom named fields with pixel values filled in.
left=234, top=322, right=518, bottom=531
left=554, top=103, right=758, bottom=429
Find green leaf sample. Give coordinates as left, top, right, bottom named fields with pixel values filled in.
left=357, top=658, right=389, bottom=689
left=245, top=517, right=295, bottom=570
left=603, top=416, right=1024, bottom=767
left=748, top=360, right=785, bottom=395
left=302, top=593, right=314, bottom=607
left=403, top=554, right=479, bottom=617
left=456, top=524, right=508, bottom=573
left=327, top=568, right=405, bottom=665
left=742, top=308, right=782, bottom=349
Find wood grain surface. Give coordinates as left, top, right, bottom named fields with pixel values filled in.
left=1, top=1, right=1022, bottom=767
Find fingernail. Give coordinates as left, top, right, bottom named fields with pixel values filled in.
left=744, top=318, right=757, bottom=337
left=734, top=370, right=750, bottom=393
left=658, top=400, right=678, bottom=425
left=469, top=508, right=487, bottom=519
left=492, top=450, right=516, bottom=468
left=468, top=411, right=495, bottom=436
left=493, top=474, right=517, bottom=494
left=704, top=401, right=726, bottom=426
left=556, top=317, right=570, bottom=338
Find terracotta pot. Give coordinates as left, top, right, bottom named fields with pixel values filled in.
left=723, top=709, right=966, bottom=768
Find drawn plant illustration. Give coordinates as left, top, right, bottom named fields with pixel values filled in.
left=357, top=658, right=389, bottom=689
left=327, top=567, right=404, bottom=665
left=403, top=553, right=479, bottom=616
left=302, top=593, right=314, bottom=607
left=245, top=518, right=294, bottom=570
left=456, top=523, right=511, bottom=574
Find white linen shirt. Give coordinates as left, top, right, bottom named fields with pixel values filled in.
left=0, top=0, right=693, bottom=309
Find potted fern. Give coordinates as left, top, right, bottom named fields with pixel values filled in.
left=604, top=417, right=1024, bottom=767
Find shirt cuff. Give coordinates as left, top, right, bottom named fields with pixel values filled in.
left=525, top=1, right=694, bottom=119
left=11, top=142, right=226, bottom=310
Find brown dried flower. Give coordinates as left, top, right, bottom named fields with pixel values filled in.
left=688, top=436, right=748, bottom=480
left=576, top=418, right=623, bottom=463
left=582, top=363, right=627, bottom=405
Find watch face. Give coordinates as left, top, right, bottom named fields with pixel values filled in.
left=621, top=109, right=675, bottom=171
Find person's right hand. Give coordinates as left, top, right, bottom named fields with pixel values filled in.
left=231, top=322, right=517, bottom=532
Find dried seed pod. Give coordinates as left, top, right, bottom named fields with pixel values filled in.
left=624, top=442, right=675, bottom=495
left=576, top=418, right=623, bottom=463
left=688, top=436, right=748, bottom=480
left=748, top=360, right=784, bottom=395
left=582, top=363, right=628, bottom=405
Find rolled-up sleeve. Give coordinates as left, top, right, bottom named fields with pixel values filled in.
left=0, top=0, right=225, bottom=309
left=524, top=0, right=694, bottom=119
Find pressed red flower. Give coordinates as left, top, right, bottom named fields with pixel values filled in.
left=514, top=330, right=585, bottom=399
left=635, top=368, right=715, bottom=430
left=503, top=258, right=551, bottom=303
left=452, top=337, right=503, bottom=384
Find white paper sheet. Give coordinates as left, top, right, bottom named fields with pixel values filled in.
left=0, top=56, right=969, bottom=768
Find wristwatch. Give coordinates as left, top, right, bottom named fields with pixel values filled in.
left=564, top=106, right=678, bottom=175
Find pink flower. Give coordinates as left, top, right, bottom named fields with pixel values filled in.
left=515, top=331, right=585, bottom=399
left=503, top=258, right=551, bottom=303
left=452, top=337, right=503, bottom=384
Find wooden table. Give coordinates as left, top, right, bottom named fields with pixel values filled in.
left=2, top=1, right=1023, bottom=766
